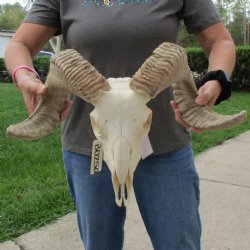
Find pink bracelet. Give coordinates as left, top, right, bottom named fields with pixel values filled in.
left=12, top=65, right=40, bottom=88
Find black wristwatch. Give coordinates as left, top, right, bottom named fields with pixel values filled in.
left=195, top=70, right=232, bottom=105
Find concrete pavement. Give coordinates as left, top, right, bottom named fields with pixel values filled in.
left=1, top=131, right=250, bottom=250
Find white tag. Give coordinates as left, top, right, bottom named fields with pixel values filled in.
left=140, top=136, right=153, bottom=160
left=91, top=140, right=103, bottom=175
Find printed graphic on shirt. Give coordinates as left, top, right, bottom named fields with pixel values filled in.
left=81, top=0, right=158, bottom=8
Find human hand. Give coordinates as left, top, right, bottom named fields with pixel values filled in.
left=195, top=80, right=221, bottom=108
left=17, top=75, right=47, bottom=115
left=170, top=80, right=222, bottom=133
left=170, top=100, right=203, bottom=133
left=17, top=76, right=72, bottom=121
left=60, top=100, right=72, bottom=121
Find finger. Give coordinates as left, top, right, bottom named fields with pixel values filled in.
left=25, top=93, right=41, bottom=115
left=170, top=100, right=204, bottom=133
left=20, top=78, right=47, bottom=96
left=28, top=79, right=47, bottom=96
left=190, top=127, right=203, bottom=134
left=31, top=94, right=36, bottom=107
left=60, top=100, right=73, bottom=121
left=197, top=87, right=216, bottom=108
left=21, top=88, right=46, bottom=115
left=174, top=108, right=192, bottom=129
left=170, top=100, right=190, bottom=129
left=170, top=100, right=178, bottom=112
left=195, top=86, right=213, bottom=106
left=170, top=100, right=177, bottom=110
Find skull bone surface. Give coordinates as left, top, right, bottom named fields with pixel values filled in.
left=90, top=77, right=152, bottom=206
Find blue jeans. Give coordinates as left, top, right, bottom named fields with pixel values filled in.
left=63, top=143, right=201, bottom=250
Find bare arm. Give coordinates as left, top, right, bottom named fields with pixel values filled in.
left=5, top=23, right=57, bottom=73
left=196, top=22, right=236, bottom=75
left=5, top=23, right=58, bottom=114
left=194, top=22, right=236, bottom=106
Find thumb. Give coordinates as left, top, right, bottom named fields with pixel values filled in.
left=22, top=79, right=47, bottom=96
left=195, top=86, right=213, bottom=106
left=35, top=84, right=47, bottom=96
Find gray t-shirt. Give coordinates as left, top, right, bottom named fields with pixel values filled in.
left=24, top=0, right=221, bottom=155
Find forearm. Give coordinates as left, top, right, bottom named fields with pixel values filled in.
left=5, top=42, right=38, bottom=85
left=196, top=22, right=236, bottom=76
left=207, top=40, right=236, bottom=76
left=194, top=23, right=236, bottom=106
left=4, top=23, right=57, bottom=85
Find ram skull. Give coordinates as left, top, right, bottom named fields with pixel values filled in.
left=90, top=77, right=152, bottom=205
left=6, top=42, right=247, bottom=206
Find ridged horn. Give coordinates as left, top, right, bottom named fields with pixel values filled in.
left=130, top=42, right=247, bottom=131
left=6, top=49, right=111, bottom=140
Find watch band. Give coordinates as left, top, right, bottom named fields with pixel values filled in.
left=195, top=70, right=232, bottom=105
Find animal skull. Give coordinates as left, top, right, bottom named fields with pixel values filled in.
left=6, top=42, right=247, bottom=206
left=90, top=77, right=152, bottom=206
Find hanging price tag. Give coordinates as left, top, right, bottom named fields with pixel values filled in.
left=90, top=140, right=103, bottom=175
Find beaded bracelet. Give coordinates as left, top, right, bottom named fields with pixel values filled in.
left=12, top=65, right=40, bottom=88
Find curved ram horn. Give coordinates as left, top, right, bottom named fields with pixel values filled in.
left=6, top=49, right=111, bottom=140
left=130, top=42, right=247, bottom=131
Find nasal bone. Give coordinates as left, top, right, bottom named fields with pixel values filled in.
left=113, top=137, right=131, bottom=184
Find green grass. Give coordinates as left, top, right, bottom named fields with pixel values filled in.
left=0, top=83, right=249, bottom=242
left=0, top=84, right=75, bottom=242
